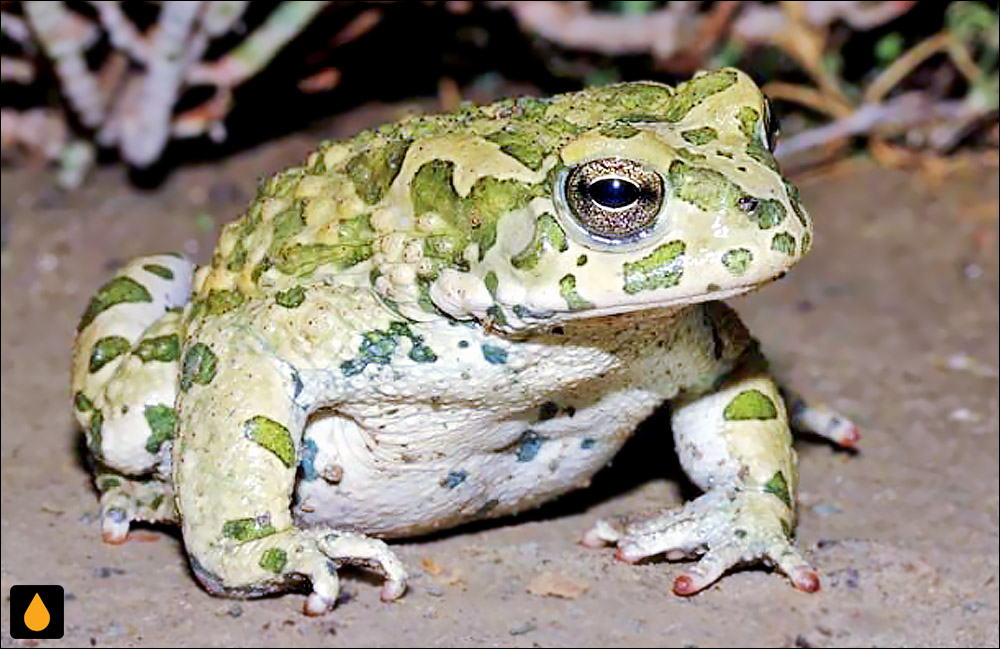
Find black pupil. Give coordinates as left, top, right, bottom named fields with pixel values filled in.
left=588, top=178, right=639, bottom=208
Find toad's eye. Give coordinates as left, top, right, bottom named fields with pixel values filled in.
left=564, top=158, right=664, bottom=244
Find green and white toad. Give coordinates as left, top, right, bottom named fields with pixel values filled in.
left=71, top=68, right=857, bottom=615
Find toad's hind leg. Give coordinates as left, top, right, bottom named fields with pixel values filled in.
left=584, top=368, right=821, bottom=595
left=174, top=339, right=406, bottom=615
left=71, top=254, right=194, bottom=542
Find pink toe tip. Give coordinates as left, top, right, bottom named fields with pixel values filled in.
left=615, top=546, right=642, bottom=564
left=840, top=425, right=861, bottom=448
left=792, top=569, right=821, bottom=593
left=102, top=530, right=128, bottom=545
left=381, top=582, right=406, bottom=602
left=304, top=591, right=338, bottom=616
left=672, top=574, right=698, bottom=596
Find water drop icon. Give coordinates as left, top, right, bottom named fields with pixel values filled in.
left=24, top=592, right=50, bottom=631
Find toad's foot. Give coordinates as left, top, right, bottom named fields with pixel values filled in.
left=582, top=490, right=819, bottom=595
left=304, top=531, right=408, bottom=615
left=96, top=473, right=176, bottom=544
left=784, top=390, right=860, bottom=449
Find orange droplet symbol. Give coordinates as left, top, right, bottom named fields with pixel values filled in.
left=24, top=592, right=51, bottom=632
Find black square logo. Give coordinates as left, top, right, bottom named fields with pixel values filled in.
left=9, top=585, right=64, bottom=639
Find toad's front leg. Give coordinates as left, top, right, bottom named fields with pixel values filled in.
left=583, top=370, right=820, bottom=595
left=174, top=338, right=405, bottom=615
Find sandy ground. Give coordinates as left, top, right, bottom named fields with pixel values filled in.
left=1, top=121, right=997, bottom=647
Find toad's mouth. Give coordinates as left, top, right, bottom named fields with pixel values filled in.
left=522, top=273, right=786, bottom=325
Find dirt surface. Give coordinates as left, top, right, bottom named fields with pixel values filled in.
left=2, top=120, right=997, bottom=647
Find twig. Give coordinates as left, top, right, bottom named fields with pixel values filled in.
left=119, top=1, right=204, bottom=166
left=776, top=93, right=973, bottom=158
left=186, top=1, right=331, bottom=88
left=90, top=1, right=150, bottom=64
left=801, top=0, right=917, bottom=30
left=491, top=1, right=693, bottom=61
left=763, top=81, right=853, bottom=118
left=864, top=32, right=952, bottom=104
left=199, top=1, right=249, bottom=36
left=0, top=9, right=31, bottom=43
left=23, top=1, right=108, bottom=128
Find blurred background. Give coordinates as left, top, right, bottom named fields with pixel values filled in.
left=1, top=1, right=997, bottom=185
left=1, top=3, right=997, bottom=647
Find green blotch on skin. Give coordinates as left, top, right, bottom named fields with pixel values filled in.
left=723, top=389, right=778, bottom=420
left=722, top=248, right=753, bottom=276
left=736, top=106, right=760, bottom=141
left=244, top=416, right=295, bottom=468
left=676, top=147, right=708, bottom=164
left=259, top=548, right=288, bottom=574
left=78, top=276, right=153, bottom=332
left=134, top=334, right=181, bottom=362
left=559, top=274, right=595, bottom=310
left=763, top=471, right=792, bottom=508
left=511, top=214, right=569, bottom=270
left=746, top=142, right=779, bottom=171
left=142, top=264, right=174, bottom=280
left=622, top=241, right=685, bottom=294
left=340, top=322, right=436, bottom=376
left=668, top=160, right=745, bottom=213
left=408, top=341, right=438, bottom=363
left=665, top=70, right=738, bottom=122
left=486, top=108, right=585, bottom=171
left=96, top=475, right=120, bottom=492
left=783, top=179, right=810, bottom=228
left=598, top=123, right=640, bottom=139
left=222, top=517, right=277, bottom=541
left=486, top=304, right=508, bottom=327
left=681, top=126, right=718, bottom=145
left=484, top=271, right=499, bottom=299
left=576, top=254, right=587, bottom=266
left=268, top=202, right=307, bottom=257
left=486, top=129, right=548, bottom=171
left=801, top=231, right=812, bottom=254
left=225, top=206, right=264, bottom=272
left=591, top=83, right=674, bottom=115
left=74, top=391, right=94, bottom=412
left=481, top=344, right=508, bottom=365
left=144, top=404, right=176, bottom=454
left=338, top=214, right=375, bottom=241
left=668, top=160, right=783, bottom=229
left=515, top=430, right=543, bottom=462
left=89, top=336, right=131, bottom=373
left=441, top=470, right=468, bottom=488
left=275, top=242, right=373, bottom=276
left=180, top=343, right=217, bottom=391
left=203, top=289, right=246, bottom=315
left=275, top=286, right=306, bottom=308
left=89, top=409, right=104, bottom=457
left=266, top=167, right=306, bottom=198
left=347, top=139, right=412, bottom=205
left=752, top=199, right=786, bottom=229
left=771, top=232, right=796, bottom=255
left=411, top=160, right=543, bottom=266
